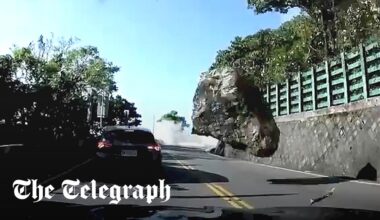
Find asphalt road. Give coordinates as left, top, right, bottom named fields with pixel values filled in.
left=10, top=145, right=380, bottom=211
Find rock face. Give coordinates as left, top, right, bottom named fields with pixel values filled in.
left=192, top=67, right=280, bottom=157
left=217, top=99, right=380, bottom=181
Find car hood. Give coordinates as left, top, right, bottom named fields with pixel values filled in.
left=5, top=202, right=380, bottom=220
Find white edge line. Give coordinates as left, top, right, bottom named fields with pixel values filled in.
left=350, top=180, right=380, bottom=186
left=39, top=157, right=94, bottom=186
left=206, top=151, right=380, bottom=187
left=0, top=144, right=24, bottom=148
left=251, top=162, right=326, bottom=177
left=167, top=153, right=195, bottom=170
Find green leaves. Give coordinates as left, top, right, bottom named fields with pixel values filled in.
left=212, top=0, right=380, bottom=87
left=247, top=0, right=300, bottom=14
left=11, top=36, right=119, bottom=96
left=210, top=15, right=315, bottom=87
left=247, top=0, right=380, bottom=56
left=62, top=45, right=119, bottom=93
left=158, top=111, right=189, bottom=129
left=335, top=0, right=380, bottom=51
left=0, top=35, right=140, bottom=145
left=107, top=95, right=141, bottom=126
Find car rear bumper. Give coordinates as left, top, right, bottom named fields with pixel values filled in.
left=96, top=151, right=161, bottom=162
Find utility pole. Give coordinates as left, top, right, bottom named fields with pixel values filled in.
left=99, top=91, right=104, bottom=128
left=97, top=90, right=108, bottom=129
left=152, top=115, right=155, bottom=135
left=86, top=86, right=93, bottom=123
left=124, top=110, right=129, bottom=127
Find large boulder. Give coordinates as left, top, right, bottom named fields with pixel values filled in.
left=192, top=67, right=280, bottom=157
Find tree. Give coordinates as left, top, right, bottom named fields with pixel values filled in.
left=63, top=45, right=119, bottom=93
left=335, top=0, right=380, bottom=51
left=158, top=111, right=189, bottom=130
left=0, top=55, right=29, bottom=124
left=247, top=0, right=380, bottom=57
left=210, top=1, right=380, bottom=86
left=0, top=35, right=124, bottom=146
left=107, top=95, right=142, bottom=126
left=247, top=0, right=337, bottom=57
left=210, top=15, right=318, bottom=86
left=12, top=35, right=119, bottom=94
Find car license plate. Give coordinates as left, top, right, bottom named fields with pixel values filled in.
left=121, top=150, right=137, bottom=157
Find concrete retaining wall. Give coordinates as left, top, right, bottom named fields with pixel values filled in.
left=221, top=97, right=380, bottom=181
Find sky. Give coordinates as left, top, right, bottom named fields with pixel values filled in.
left=0, top=0, right=299, bottom=130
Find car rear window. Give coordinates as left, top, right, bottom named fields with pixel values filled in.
left=104, top=129, right=156, bottom=145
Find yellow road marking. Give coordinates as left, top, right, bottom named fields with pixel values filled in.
left=205, top=183, right=243, bottom=209
left=211, top=183, right=254, bottom=209
left=171, top=155, right=254, bottom=209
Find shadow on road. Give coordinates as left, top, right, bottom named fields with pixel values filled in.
left=267, top=176, right=355, bottom=185
left=0, top=147, right=93, bottom=206
left=163, top=162, right=229, bottom=185
left=49, top=159, right=167, bottom=187
left=42, top=158, right=229, bottom=191
left=162, top=162, right=199, bottom=167
left=163, top=145, right=206, bottom=153
left=169, top=184, right=189, bottom=191
left=162, top=152, right=224, bottom=161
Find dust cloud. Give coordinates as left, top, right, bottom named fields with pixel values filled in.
left=153, top=120, right=218, bottom=151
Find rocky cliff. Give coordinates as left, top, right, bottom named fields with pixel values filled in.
left=192, top=67, right=280, bottom=157
left=215, top=97, right=380, bottom=181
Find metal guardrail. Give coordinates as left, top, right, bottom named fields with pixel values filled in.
left=263, top=42, right=380, bottom=117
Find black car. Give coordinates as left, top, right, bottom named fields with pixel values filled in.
left=96, top=126, right=162, bottom=167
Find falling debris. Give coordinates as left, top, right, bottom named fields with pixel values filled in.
left=310, top=188, right=335, bottom=205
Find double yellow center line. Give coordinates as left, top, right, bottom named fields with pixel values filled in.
left=173, top=156, right=254, bottom=209
left=205, top=183, right=253, bottom=209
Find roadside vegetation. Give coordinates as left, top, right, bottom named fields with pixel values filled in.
left=158, top=111, right=189, bottom=130
left=0, top=35, right=141, bottom=147
left=210, top=0, right=380, bottom=87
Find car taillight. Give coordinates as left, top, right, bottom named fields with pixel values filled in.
left=147, top=143, right=161, bottom=151
left=97, top=140, right=112, bottom=149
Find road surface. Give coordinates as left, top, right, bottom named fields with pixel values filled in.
left=8, top=145, right=380, bottom=211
